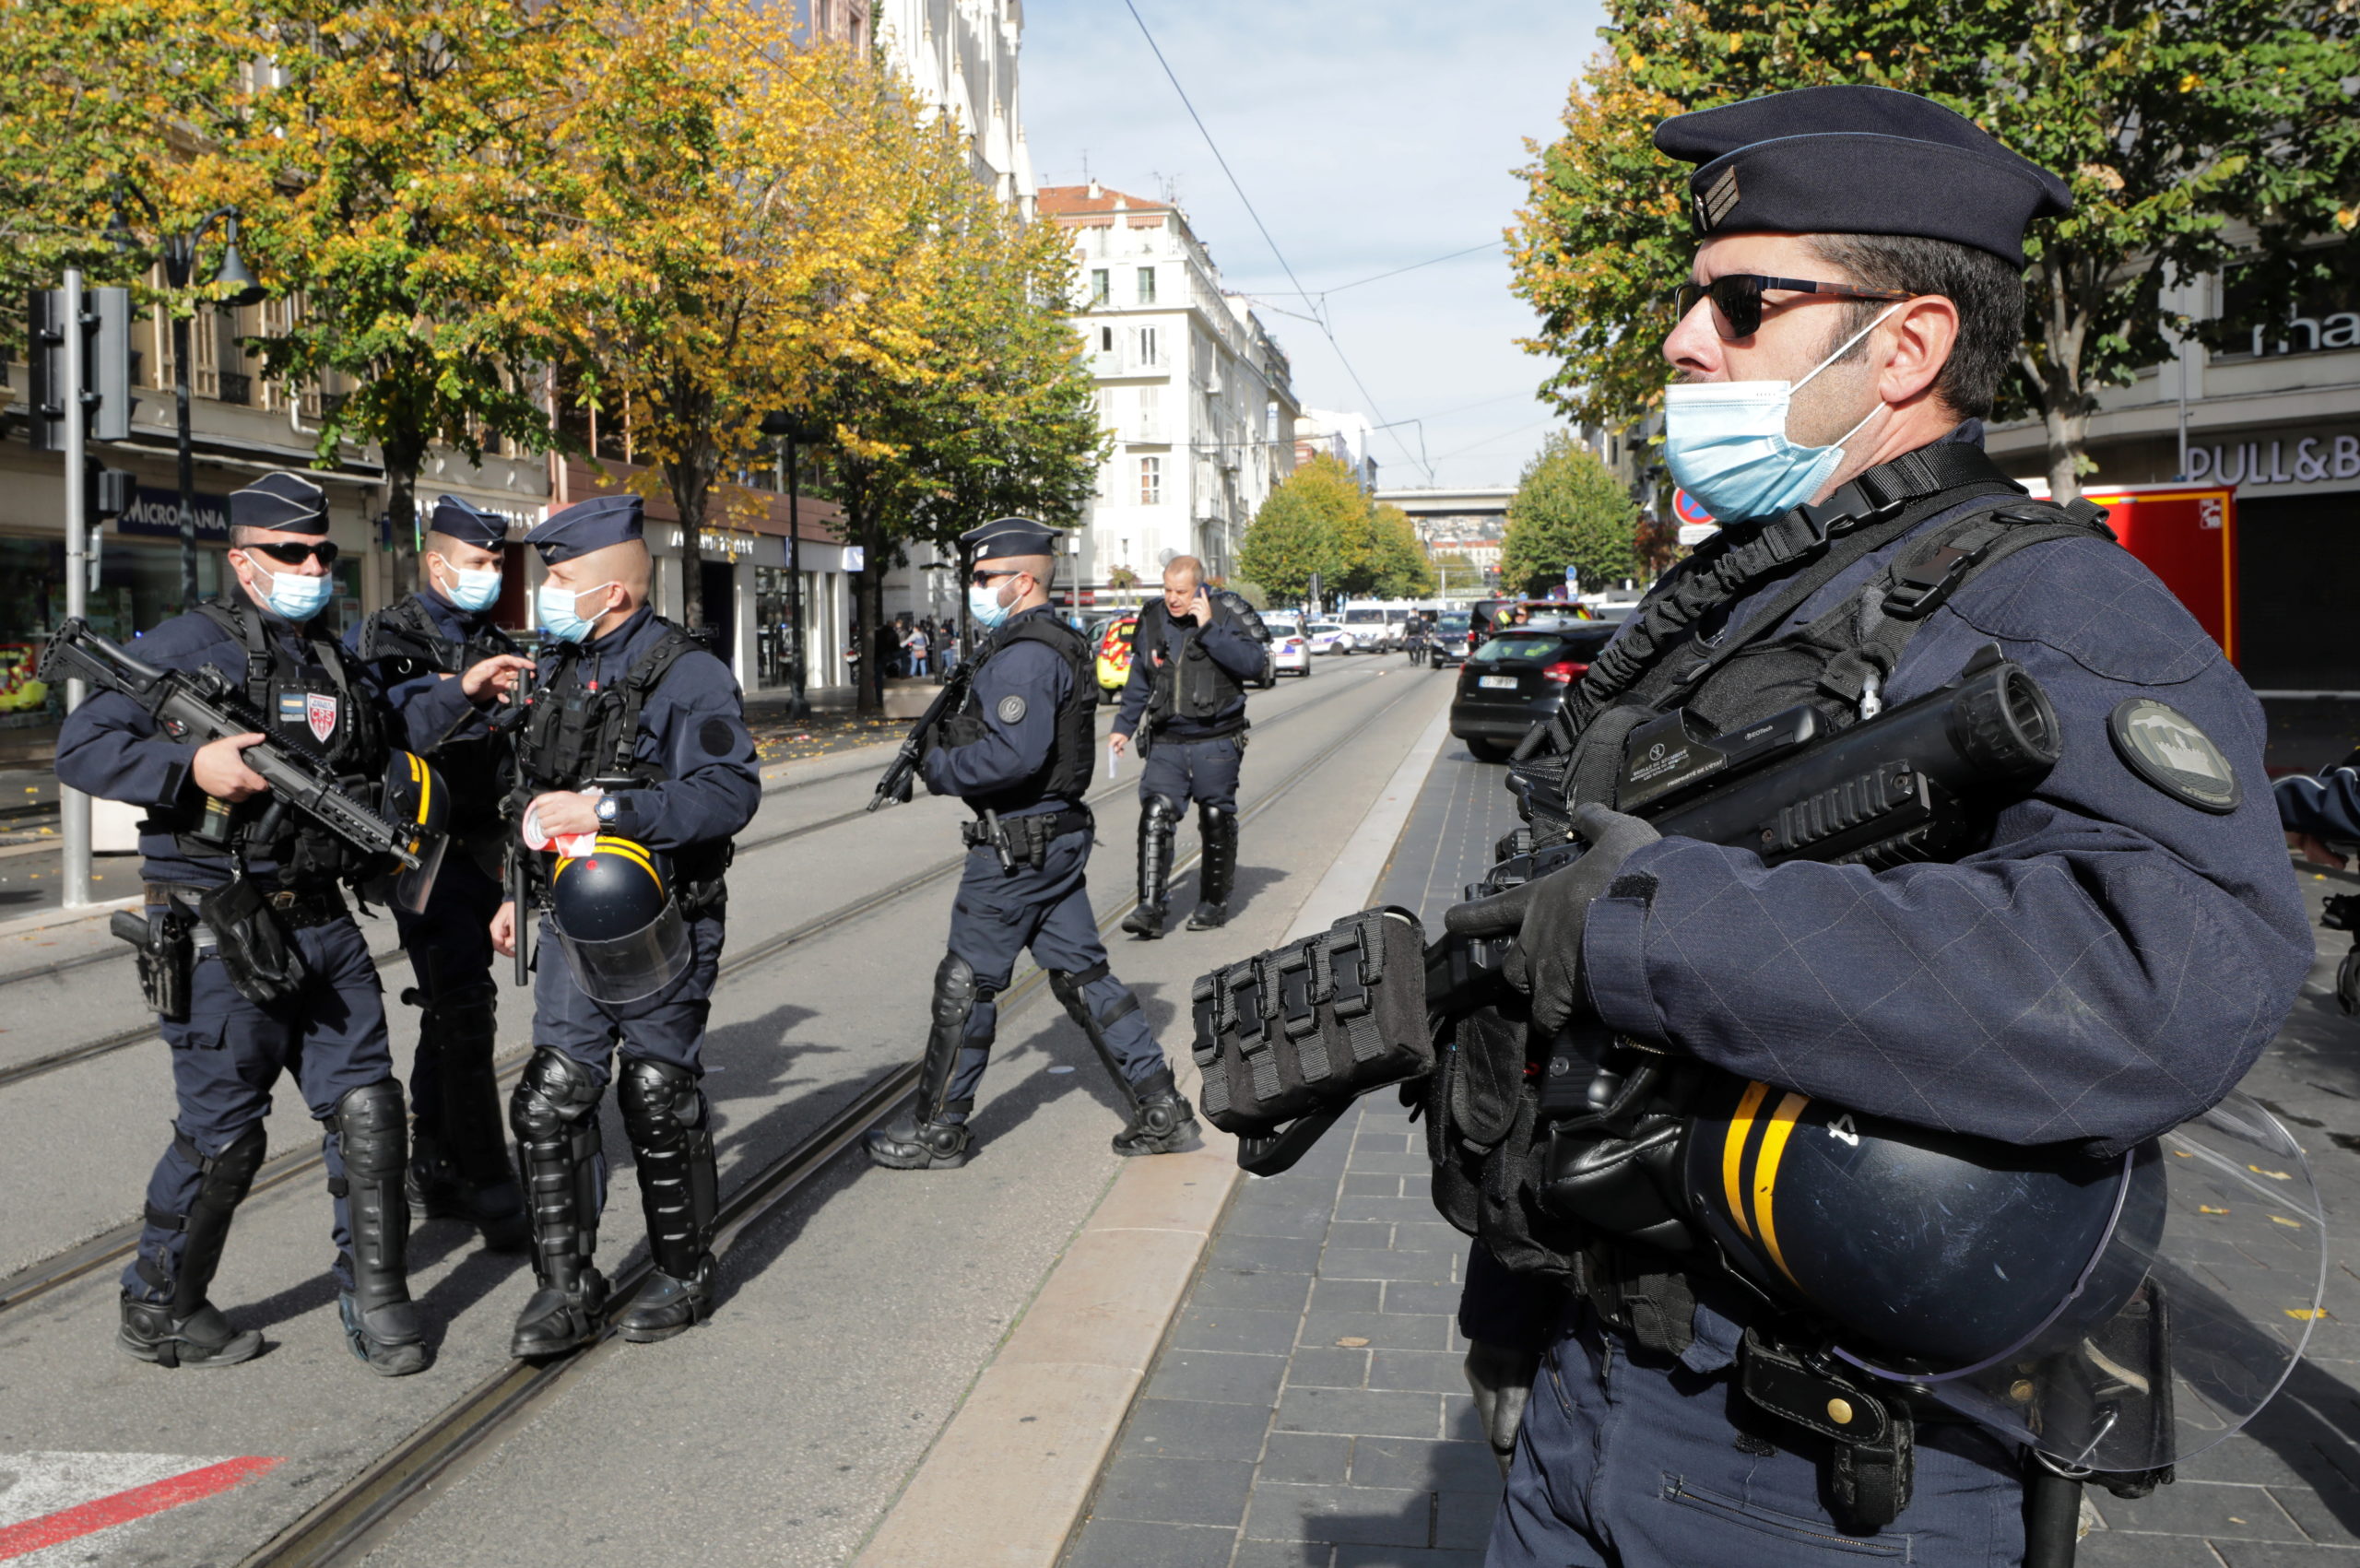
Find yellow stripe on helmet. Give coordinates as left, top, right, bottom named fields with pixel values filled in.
left=1750, top=1092, right=1811, bottom=1290
left=1722, top=1079, right=1773, bottom=1240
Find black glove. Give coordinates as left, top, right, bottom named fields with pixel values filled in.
left=1444, top=802, right=1659, bottom=1033
left=1462, top=1340, right=1542, bottom=1478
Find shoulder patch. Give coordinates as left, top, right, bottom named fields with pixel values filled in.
left=997, top=694, right=1028, bottom=725
left=2110, top=697, right=2242, bottom=813
left=699, top=716, right=738, bottom=756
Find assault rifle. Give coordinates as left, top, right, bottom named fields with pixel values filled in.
left=41, top=618, right=426, bottom=870
left=1224, top=646, right=2065, bottom=1176
left=868, top=661, right=979, bottom=812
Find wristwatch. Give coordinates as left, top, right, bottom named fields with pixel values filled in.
left=596, top=796, right=620, bottom=824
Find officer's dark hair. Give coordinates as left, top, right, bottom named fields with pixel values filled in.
left=1805, top=233, right=2024, bottom=419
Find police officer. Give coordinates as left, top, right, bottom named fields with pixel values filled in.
left=1109, top=555, right=1267, bottom=937
left=865, top=516, right=1198, bottom=1170
left=490, top=493, right=760, bottom=1356
left=57, top=472, right=533, bottom=1374
left=347, top=495, right=528, bottom=1251
left=2278, top=751, right=2360, bottom=867
left=1440, top=87, right=2313, bottom=1564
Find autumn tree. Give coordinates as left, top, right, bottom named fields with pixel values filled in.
left=1503, top=432, right=1637, bottom=595
left=1367, top=502, right=1437, bottom=598
left=215, top=0, right=596, bottom=583
left=1511, top=0, right=2360, bottom=501
left=1238, top=454, right=1366, bottom=607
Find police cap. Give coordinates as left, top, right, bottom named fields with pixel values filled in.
left=228, top=471, right=330, bottom=536
left=428, top=494, right=509, bottom=549
left=527, top=493, right=643, bottom=564
left=1655, top=85, right=2072, bottom=267
left=961, top=515, right=1062, bottom=563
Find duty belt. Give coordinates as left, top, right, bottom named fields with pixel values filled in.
left=962, top=807, right=1092, bottom=868
left=146, top=881, right=349, bottom=929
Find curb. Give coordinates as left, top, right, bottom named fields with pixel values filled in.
left=849, top=700, right=1455, bottom=1568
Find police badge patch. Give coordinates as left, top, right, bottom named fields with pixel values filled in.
left=997, top=694, right=1028, bottom=725
left=306, top=691, right=339, bottom=744
left=2109, top=698, right=2240, bottom=813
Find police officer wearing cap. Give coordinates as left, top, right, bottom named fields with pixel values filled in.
left=57, top=472, right=534, bottom=1375
left=490, top=493, right=760, bottom=1356
left=1110, top=555, right=1268, bottom=937
left=865, top=516, right=1198, bottom=1169
left=1436, top=87, right=2312, bottom=1563
left=346, top=496, right=528, bottom=1252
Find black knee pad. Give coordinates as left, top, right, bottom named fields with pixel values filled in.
left=331, top=1079, right=408, bottom=1183
left=510, top=1048, right=604, bottom=1143
left=932, top=954, right=982, bottom=1027
left=618, top=1058, right=705, bottom=1137
left=174, top=1120, right=269, bottom=1226
left=1141, top=795, right=1185, bottom=831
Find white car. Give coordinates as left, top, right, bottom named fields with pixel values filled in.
left=1267, top=623, right=1312, bottom=677
left=1305, top=621, right=1353, bottom=655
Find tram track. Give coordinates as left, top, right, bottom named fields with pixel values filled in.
left=234, top=669, right=1432, bottom=1568
left=0, top=664, right=1397, bottom=1094
left=0, top=664, right=1408, bottom=1316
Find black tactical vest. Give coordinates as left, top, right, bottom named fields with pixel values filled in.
left=938, top=613, right=1096, bottom=806
left=1137, top=592, right=1264, bottom=734
left=180, top=599, right=391, bottom=883
left=511, top=619, right=730, bottom=908
left=357, top=592, right=519, bottom=680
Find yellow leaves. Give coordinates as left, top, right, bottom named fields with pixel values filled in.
left=2338, top=207, right=2358, bottom=232
left=2178, top=72, right=2202, bottom=93
left=2078, top=162, right=2126, bottom=191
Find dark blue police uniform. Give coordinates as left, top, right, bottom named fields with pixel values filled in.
left=2278, top=762, right=2360, bottom=844
left=345, top=495, right=526, bottom=1249
left=865, top=517, right=1197, bottom=1171
left=1115, top=590, right=1266, bottom=937
left=499, top=493, right=760, bottom=1355
left=57, top=471, right=486, bottom=1376
left=1451, top=89, right=2315, bottom=1567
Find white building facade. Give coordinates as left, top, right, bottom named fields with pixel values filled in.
left=1296, top=407, right=1379, bottom=489
left=1038, top=183, right=1299, bottom=607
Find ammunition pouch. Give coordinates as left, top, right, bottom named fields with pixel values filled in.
left=1191, top=908, right=1429, bottom=1134
left=962, top=807, right=1091, bottom=870
left=1739, top=1329, right=1916, bottom=1532
left=113, top=906, right=195, bottom=1022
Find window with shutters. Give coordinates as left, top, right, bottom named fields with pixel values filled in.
left=1139, top=456, right=1162, bottom=506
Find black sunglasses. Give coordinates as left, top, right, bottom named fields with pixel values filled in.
left=969, top=568, right=1025, bottom=588
left=242, top=539, right=340, bottom=566
left=1672, top=274, right=1913, bottom=339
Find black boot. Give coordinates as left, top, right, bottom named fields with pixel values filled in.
left=1187, top=804, right=1237, bottom=930
left=616, top=1060, right=719, bottom=1342
left=118, top=1122, right=267, bottom=1369
left=406, top=977, right=529, bottom=1252
left=331, top=1079, right=428, bottom=1376
left=1110, top=1067, right=1199, bottom=1158
left=867, top=955, right=985, bottom=1170
left=1123, top=795, right=1181, bottom=939
left=508, top=1049, right=608, bottom=1358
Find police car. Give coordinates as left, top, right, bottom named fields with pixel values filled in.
left=1092, top=614, right=1138, bottom=703
left=1262, top=615, right=1313, bottom=678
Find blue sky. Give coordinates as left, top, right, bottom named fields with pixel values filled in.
left=1020, top=0, right=1613, bottom=493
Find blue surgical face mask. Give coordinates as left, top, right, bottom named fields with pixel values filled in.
left=1662, top=304, right=1901, bottom=524
left=967, top=582, right=1013, bottom=632
left=432, top=555, right=503, bottom=614
left=247, top=560, right=334, bottom=623
left=537, top=579, right=617, bottom=643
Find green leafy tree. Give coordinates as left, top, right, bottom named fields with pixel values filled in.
left=1238, top=453, right=1364, bottom=605
left=1368, top=503, right=1437, bottom=598
left=1511, top=0, right=2360, bottom=501
left=1504, top=432, right=1638, bottom=595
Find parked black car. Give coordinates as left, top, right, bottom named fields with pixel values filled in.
left=1427, top=612, right=1473, bottom=670
left=1449, top=619, right=1620, bottom=761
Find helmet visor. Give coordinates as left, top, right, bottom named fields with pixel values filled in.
left=1844, top=1092, right=2325, bottom=1474
left=553, top=896, right=690, bottom=1005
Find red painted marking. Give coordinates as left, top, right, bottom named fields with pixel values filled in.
left=0, top=1456, right=280, bottom=1560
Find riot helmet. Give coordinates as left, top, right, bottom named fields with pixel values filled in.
left=549, top=835, right=691, bottom=1004
left=376, top=749, right=449, bottom=914
left=1684, top=1083, right=2323, bottom=1474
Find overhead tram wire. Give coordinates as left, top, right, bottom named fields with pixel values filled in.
left=1120, top=0, right=1432, bottom=485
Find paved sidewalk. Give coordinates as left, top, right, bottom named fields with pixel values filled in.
left=1062, top=740, right=2360, bottom=1567
left=1059, top=738, right=1514, bottom=1568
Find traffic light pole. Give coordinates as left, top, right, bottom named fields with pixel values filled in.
left=59, top=267, right=91, bottom=911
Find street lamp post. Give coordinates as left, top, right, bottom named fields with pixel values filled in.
left=109, top=187, right=266, bottom=609
left=761, top=411, right=828, bottom=719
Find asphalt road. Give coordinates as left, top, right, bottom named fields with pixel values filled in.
left=0, top=654, right=1455, bottom=1567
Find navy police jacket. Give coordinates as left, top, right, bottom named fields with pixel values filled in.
left=56, top=595, right=479, bottom=890
left=1463, top=429, right=2314, bottom=1356
left=524, top=605, right=761, bottom=854
left=1114, top=601, right=1264, bottom=742
left=2277, top=764, right=2360, bottom=845
left=922, top=606, right=1076, bottom=819
left=342, top=589, right=509, bottom=833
